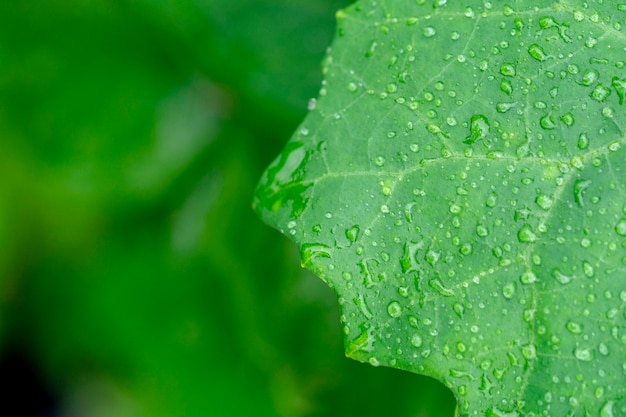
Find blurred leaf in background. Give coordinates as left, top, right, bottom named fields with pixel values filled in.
left=0, top=1, right=455, bottom=416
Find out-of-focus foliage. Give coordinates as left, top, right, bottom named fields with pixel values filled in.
left=0, top=1, right=455, bottom=416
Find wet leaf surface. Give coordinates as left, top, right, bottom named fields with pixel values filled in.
left=256, top=1, right=626, bottom=415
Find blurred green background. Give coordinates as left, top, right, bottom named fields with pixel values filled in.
left=0, top=1, right=455, bottom=416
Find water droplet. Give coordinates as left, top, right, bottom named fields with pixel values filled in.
left=500, top=79, right=513, bottom=95
left=375, top=156, right=385, bottom=166
left=560, top=112, right=574, bottom=126
left=552, top=268, right=572, bottom=285
left=535, top=194, right=553, bottom=210
left=486, top=193, right=497, bottom=208
left=612, top=77, right=626, bottom=104
left=520, top=270, right=537, bottom=284
left=528, top=44, right=548, bottom=61
left=428, top=278, right=454, bottom=296
left=500, top=63, right=516, bottom=77
left=521, top=344, right=537, bottom=360
left=517, top=224, right=537, bottom=243
left=574, top=179, right=591, bottom=207
left=539, top=114, right=557, bottom=129
left=366, top=40, right=378, bottom=57
left=502, top=282, right=516, bottom=299
left=453, top=302, right=464, bottom=318
left=577, top=133, right=590, bottom=150
left=496, top=102, right=516, bottom=113
left=387, top=301, right=402, bottom=318
left=423, top=26, right=436, bottom=37
left=615, top=219, right=626, bottom=236
left=590, top=84, right=612, bottom=102
left=346, top=225, right=360, bottom=243
left=476, top=224, right=489, bottom=237
left=459, top=243, right=473, bottom=255
left=425, top=248, right=441, bottom=266
left=601, top=400, right=614, bottom=417
left=301, top=243, right=332, bottom=266
left=411, top=334, right=423, bottom=347
left=579, top=69, right=599, bottom=86
left=566, top=321, right=583, bottom=334
left=369, top=357, right=380, bottom=366
left=574, top=347, right=593, bottom=361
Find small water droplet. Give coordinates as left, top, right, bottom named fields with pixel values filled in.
left=496, top=102, right=516, bottom=113
left=615, top=219, right=626, bottom=236
left=502, top=282, right=516, bottom=299
left=560, top=112, right=574, bottom=126
left=476, top=224, right=489, bottom=237
left=535, top=194, right=553, bottom=210
left=346, top=225, right=360, bottom=243
left=521, top=344, right=537, bottom=360
left=574, top=179, right=591, bottom=208
left=517, top=224, right=537, bottom=243
left=500, top=79, right=513, bottom=96
left=387, top=301, right=402, bottom=318
left=601, top=400, right=614, bottom=417
left=453, top=302, right=464, bottom=318
left=528, top=44, right=548, bottom=61
left=428, top=278, right=454, bottom=296
left=520, top=270, right=537, bottom=284
left=500, top=63, right=516, bottom=77
left=612, top=77, right=626, bottom=104
left=411, top=334, right=423, bottom=347
left=459, top=243, right=473, bottom=255
left=539, top=114, right=557, bottom=129
left=566, top=321, right=583, bottom=334
left=369, top=356, right=380, bottom=366
left=552, top=268, right=572, bottom=285
left=574, top=347, right=593, bottom=361
left=423, top=26, right=436, bottom=37
left=590, top=84, right=612, bottom=102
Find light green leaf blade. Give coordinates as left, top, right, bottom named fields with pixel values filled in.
left=255, top=1, right=626, bottom=415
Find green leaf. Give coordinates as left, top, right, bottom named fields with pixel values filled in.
left=255, top=1, right=626, bottom=416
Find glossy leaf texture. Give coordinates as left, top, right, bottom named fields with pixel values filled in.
left=255, top=1, right=626, bottom=416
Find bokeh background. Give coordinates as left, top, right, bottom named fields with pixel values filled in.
left=0, top=1, right=456, bottom=416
